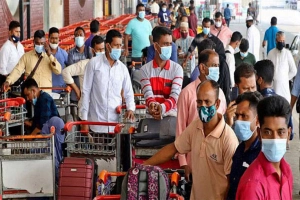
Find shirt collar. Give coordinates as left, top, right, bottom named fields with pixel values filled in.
left=196, top=113, right=226, bottom=138
left=153, top=59, right=170, bottom=70
left=241, top=136, right=261, bottom=151
left=103, top=54, right=120, bottom=66
left=260, top=88, right=276, bottom=97
left=227, top=45, right=235, bottom=53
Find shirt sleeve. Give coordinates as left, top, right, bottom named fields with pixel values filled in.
left=287, top=51, right=297, bottom=80
left=188, top=36, right=198, bottom=53
left=218, top=89, right=227, bottom=115
left=174, top=121, right=194, bottom=154
left=146, top=46, right=155, bottom=63
left=125, top=20, right=133, bottom=35
left=6, top=54, right=26, bottom=85
left=67, top=52, right=74, bottom=66
left=223, top=127, right=239, bottom=175
left=0, top=43, right=10, bottom=75
left=139, top=64, right=157, bottom=107
left=48, top=54, right=62, bottom=75
left=80, top=59, right=94, bottom=120
left=62, top=60, right=87, bottom=84
left=122, top=65, right=135, bottom=112
left=263, top=30, right=267, bottom=41
left=190, top=67, right=200, bottom=82
left=36, top=95, right=53, bottom=129
left=291, top=63, right=300, bottom=97
left=236, top=180, right=264, bottom=200
left=170, top=43, right=178, bottom=63
left=225, top=53, right=235, bottom=87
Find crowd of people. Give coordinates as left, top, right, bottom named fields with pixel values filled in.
left=0, top=0, right=298, bottom=199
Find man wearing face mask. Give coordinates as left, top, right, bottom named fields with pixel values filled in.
left=236, top=95, right=293, bottom=200
left=0, top=21, right=24, bottom=86
left=246, top=16, right=260, bottom=61
left=210, top=12, right=233, bottom=48
left=226, top=31, right=242, bottom=87
left=144, top=80, right=238, bottom=200
left=158, top=3, right=171, bottom=27
left=124, top=3, right=152, bottom=67
left=172, top=15, right=195, bottom=41
left=48, top=27, right=68, bottom=93
left=140, top=26, right=183, bottom=119
left=80, top=30, right=135, bottom=132
left=234, top=38, right=256, bottom=68
left=3, top=30, right=61, bottom=91
left=267, top=31, right=297, bottom=103
left=227, top=91, right=263, bottom=200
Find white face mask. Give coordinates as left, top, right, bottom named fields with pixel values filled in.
left=215, top=21, right=222, bottom=28
left=49, top=43, right=59, bottom=50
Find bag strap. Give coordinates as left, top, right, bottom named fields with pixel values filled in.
left=225, top=50, right=231, bottom=54
left=27, top=55, right=43, bottom=80
left=147, top=167, right=159, bottom=200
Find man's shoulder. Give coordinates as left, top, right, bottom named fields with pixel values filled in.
left=181, top=79, right=198, bottom=95
left=239, top=156, right=264, bottom=184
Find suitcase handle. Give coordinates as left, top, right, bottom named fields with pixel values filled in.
left=0, top=126, right=55, bottom=140
left=134, top=93, right=144, bottom=97
left=171, top=172, right=180, bottom=187
left=169, top=193, right=184, bottom=200
left=115, top=105, right=146, bottom=114
left=64, top=121, right=122, bottom=133
left=99, top=170, right=126, bottom=184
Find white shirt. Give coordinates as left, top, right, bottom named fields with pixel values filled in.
left=80, top=54, right=135, bottom=132
left=267, top=48, right=297, bottom=103
left=62, top=58, right=89, bottom=113
left=225, top=45, right=235, bottom=87
left=175, top=36, right=195, bottom=74
left=151, top=2, right=160, bottom=14
left=246, top=25, right=260, bottom=61
left=0, top=40, right=24, bottom=75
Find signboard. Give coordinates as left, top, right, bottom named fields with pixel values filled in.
left=202, top=10, right=210, bottom=18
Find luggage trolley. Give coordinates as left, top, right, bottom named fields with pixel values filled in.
left=0, top=126, right=56, bottom=199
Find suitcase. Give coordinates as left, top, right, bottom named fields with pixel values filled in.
left=58, top=157, right=96, bottom=200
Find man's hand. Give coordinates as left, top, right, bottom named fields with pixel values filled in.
left=81, top=124, right=89, bottom=132
left=123, top=49, right=129, bottom=57
left=152, top=104, right=162, bottom=120
left=148, top=102, right=157, bottom=115
left=2, top=81, right=9, bottom=92
left=74, top=88, right=81, bottom=101
left=125, top=110, right=135, bottom=121
left=44, top=42, right=51, bottom=56
left=24, top=119, right=32, bottom=127
left=182, top=165, right=192, bottom=182
left=225, top=101, right=237, bottom=127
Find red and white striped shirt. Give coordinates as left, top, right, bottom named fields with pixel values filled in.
left=139, top=59, right=183, bottom=115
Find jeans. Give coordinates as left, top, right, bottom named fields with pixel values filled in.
left=225, top=18, right=231, bottom=27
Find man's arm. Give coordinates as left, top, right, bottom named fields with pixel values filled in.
left=30, top=127, right=41, bottom=135
left=287, top=51, right=297, bottom=80
left=139, top=65, right=157, bottom=107
left=67, top=52, right=75, bottom=66
left=0, top=44, right=11, bottom=75
left=122, top=65, right=135, bottom=112
left=5, top=54, right=26, bottom=85
left=144, top=143, right=178, bottom=165
left=47, top=54, right=62, bottom=75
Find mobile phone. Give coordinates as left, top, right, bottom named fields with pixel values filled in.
left=230, top=87, right=239, bottom=101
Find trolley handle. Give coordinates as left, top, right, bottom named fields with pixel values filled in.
left=115, top=105, right=146, bottom=114
left=0, top=97, right=26, bottom=105
left=94, top=195, right=121, bottom=200
left=169, top=193, right=184, bottom=200
left=0, top=126, right=55, bottom=140
left=134, top=93, right=144, bottom=97
left=64, top=121, right=123, bottom=133
left=171, top=172, right=180, bottom=187
left=40, top=86, right=72, bottom=93
left=99, top=170, right=126, bottom=184
left=132, top=61, right=142, bottom=66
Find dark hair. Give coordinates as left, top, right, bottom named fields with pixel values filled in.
left=254, top=60, right=274, bottom=85
left=49, top=27, right=59, bottom=36
left=197, top=80, right=220, bottom=99
left=9, top=21, right=20, bottom=31
left=239, top=38, right=249, bottom=52
left=215, top=11, right=223, bottom=19
left=168, top=3, right=173, bottom=9
left=22, top=78, right=39, bottom=90
left=202, top=17, right=211, bottom=24
left=234, top=63, right=256, bottom=84
left=105, top=29, right=122, bottom=44
left=90, top=20, right=100, bottom=33
left=230, top=31, right=243, bottom=42
left=190, top=0, right=194, bottom=4
left=142, top=47, right=148, bottom=58
left=74, top=26, right=85, bottom=35
left=162, top=3, right=167, bottom=7
left=198, top=38, right=216, bottom=53
left=152, top=26, right=172, bottom=42
left=91, top=35, right=104, bottom=48
left=189, top=6, right=195, bottom=11
left=271, top=17, right=277, bottom=25
left=236, top=91, right=263, bottom=111
left=198, top=49, right=218, bottom=64
left=136, top=3, right=145, bottom=11
left=257, top=95, right=291, bottom=126
left=227, top=4, right=229, bottom=7
left=34, top=30, right=45, bottom=39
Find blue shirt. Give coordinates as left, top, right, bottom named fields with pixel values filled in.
left=158, top=10, right=170, bottom=24
left=52, top=47, right=68, bottom=92
left=190, top=66, right=199, bottom=82
left=227, top=137, right=261, bottom=200
left=85, top=34, right=95, bottom=48
left=146, top=42, right=177, bottom=63
left=125, top=18, right=152, bottom=58
left=224, top=7, right=231, bottom=19
left=263, top=26, right=279, bottom=55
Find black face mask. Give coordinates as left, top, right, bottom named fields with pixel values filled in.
left=246, top=24, right=251, bottom=28
left=276, top=42, right=285, bottom=51
left=11, top=35, right=20, bottom=43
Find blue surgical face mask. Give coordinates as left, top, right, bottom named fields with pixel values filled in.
left=139, top=11, right=146, bottom=19
left=262, top=139, right=287, bottom=162
left=32, top=98, right=37, bottom=105
left=206, top=67, right=220, bottom=82
left=35, top=45, right=44, bottom=54
left=75, top=36, right=85, bottom=48
left=198, top=104, right=217, bottom=123
left=203, top=27, right=210, bottom=35
left=109, top=45, right=121, bottom=60
left=162, top=7, right=167, bottom=12
left=240, top=52, right=248, bottom=58
left=234, top=119, right=257, bottom=141
left=95, top=52, right=102, bottom=57
left=158, top=44, right=172, bottom=61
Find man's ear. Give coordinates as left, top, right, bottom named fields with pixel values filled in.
left=199, top=63, right=205, bottom=73
left=215, top=98, right=220, bottom=110
left=257, top=127, right=262, bottom=142
left=153, top=42, right=159, bottom=52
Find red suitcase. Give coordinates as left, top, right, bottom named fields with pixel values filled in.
left=58, top=157, right=96, bottom=200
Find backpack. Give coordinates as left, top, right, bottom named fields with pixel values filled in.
left=121, top=163, right=170, bottom=200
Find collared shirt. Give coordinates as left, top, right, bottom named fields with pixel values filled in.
left=225, top=45, right=235, bottom=87
left=6, top=50, right=62, bottom=88
left=172, top=28, right=195, bottom=40
left=263, top=26, right=279, bottom=54
left=267, top=48, right=297, bottom=103
left=188, top=13, right=198, bottom=35
left=150, top=2, right=160, bottom=14
left=234, top=52, right=256, bottom=68
left=176, top=78, right=227, bottom=167
left=32, top=90, right=59, bottom=130
left=224, top=7, right=231, bottom=19
left=85, top=34, right=95, bottom=48
left=210, top=25, right=233, bottom=48
left=0, top=40, right=24, bottom=75
left=236, top=152, right=293, bottom=200
left=175, top=36, right=195, bottom=74
left=247, top=25, right=261, bottom=61
left=175, top=114, right=239, bottom=200
left=52, top=47, right=68, bottom=90
left=139, top=59, right=183, bottom=116
left=227, top=137, right=261, bottom=200
left=125, top=18, right=152, bottom=58
left=80, top=54, right=135, bottom=132
left=146, top=43, right=178, bottom=63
